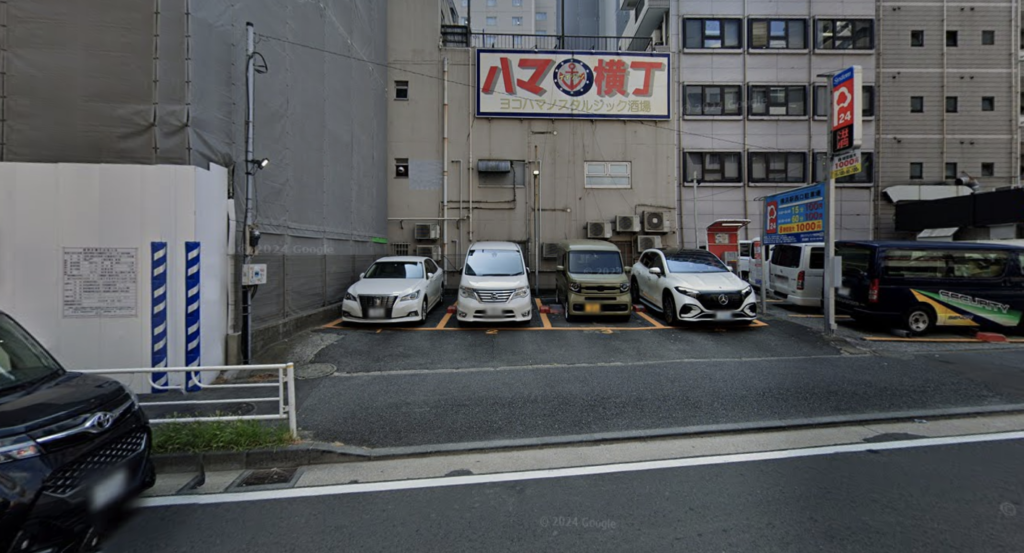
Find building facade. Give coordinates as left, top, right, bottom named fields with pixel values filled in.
left=624, top=0, right=878, bottom=245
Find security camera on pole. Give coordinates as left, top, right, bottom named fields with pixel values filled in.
left=823, top=65, right=863, bottom=337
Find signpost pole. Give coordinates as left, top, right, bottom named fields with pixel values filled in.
left=823, top=74, right=838, bottom=337
left=691, top=175, right=701, bottom=248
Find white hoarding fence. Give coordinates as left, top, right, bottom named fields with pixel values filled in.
left=477, top=50, right=671, bottom=119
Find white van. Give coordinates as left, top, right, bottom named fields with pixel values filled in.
left=769, top=243, right=825, bottom=307
left=457, top=241, right=533, bottom=323
left=738, top=240, right=754, bottom=281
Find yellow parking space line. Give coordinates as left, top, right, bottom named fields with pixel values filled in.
left=536, top=298, right=553, bottom=329
left=323, top=318, right=344, bottom=329
left=435, top=305, right=455, bottom=330
left=636, top=310, right=667, bottom=329
left=788, top=314, right=852, bottom=320
left=863, top=336, right=1024, bottom=343
left=749, top=320, right=769, bottom=328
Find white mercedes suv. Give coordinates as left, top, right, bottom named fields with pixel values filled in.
left=456, top=242, right=532, bottom=324
left=631, top=248, right=758, bottom=325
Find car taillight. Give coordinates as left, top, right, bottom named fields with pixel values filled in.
left=796, top=271, right=805, bottom=291
left=868, top=279, right=880, bottom=303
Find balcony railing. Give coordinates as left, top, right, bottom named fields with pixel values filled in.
left=441, top=28, right=653, bottom=52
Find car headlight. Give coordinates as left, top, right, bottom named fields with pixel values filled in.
left=344, top=291, right=357, bottom=302
left=674, top=286, right=700, bottom=297
left=569, top=282, right=581, bottom=293
left=459, top=286, right=474, bottom=298
left=620, top=282, right=630, bottom=292
left=0, top=436, right=41, bottom=464
left=512, top=287, right=530, bottom=299
left=742, top=285, right=753, bottom=298
left=125, top=384, right=140, bottom=408
left=399, top=290, right=421, bottom=302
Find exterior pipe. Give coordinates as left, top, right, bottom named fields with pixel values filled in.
left=443, top=57, right=450, bottom=274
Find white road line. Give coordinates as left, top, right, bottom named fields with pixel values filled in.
left=139, top=430, right=1024, bottom=508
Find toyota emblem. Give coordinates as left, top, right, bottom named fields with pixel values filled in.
left=85, top=412, right=116, bottom=432
left=717, top=294, right=729, bottom=306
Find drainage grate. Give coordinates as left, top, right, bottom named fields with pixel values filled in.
left=236, top=467, right=298, bottom=488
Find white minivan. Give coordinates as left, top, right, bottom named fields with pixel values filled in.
left=769, top=243, right=825, bottom=307
left=457, top=241, right=533, bottom=324
left=738, top=239, right=754, bottom=281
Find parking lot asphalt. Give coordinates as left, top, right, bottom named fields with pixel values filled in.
left=281, top=293, right=1024, bottom=451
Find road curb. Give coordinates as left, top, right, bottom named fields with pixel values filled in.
left=154, top=403, right=1024, bottom=473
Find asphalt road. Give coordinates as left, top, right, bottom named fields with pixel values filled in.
left=106, top=437, right=1024, bottom=552
left=297, top=311, right=1024, bottom=448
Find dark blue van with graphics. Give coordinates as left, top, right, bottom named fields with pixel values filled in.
left=835, top=241, right=1024, bottom=334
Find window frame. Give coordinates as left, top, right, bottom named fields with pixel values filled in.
left=748, top=84, right=808, bottom=117
left=911, top=96, right=924, bottom=113
left=683, top=18, right=744, bottom=50
left=982, top=162, right=995, bottom=177
left=815, top=19, right=875, bottom=50
left=485, top=16, right=497, bottom=26
left=946, top=30, right=958, bottom=47
left=748, top=18, right=808, bottom=51
left=512, top=16, right=523, bottom=26
left=536, top=11, right=547, bottom=21
left=683, top=84, right=744, bottom=117
left=982, top=30, right=995, bottom=45
left=395, top=158, right=409, bottom=178
left=945, top=162, right=958, bottom=180
left=748, top=152, right=808, bottom=185
left=946, top=96, right=958, bottom=113
left=683, top=152, right=744, bottom=185
left=982, top=96, right=995, bottom=112
left=910, top=162, right=924, bottom=180
left=911, top=30, right=924, bottom=47
left=584, top=161, right=632, bottom=189
left=394, top=80, right=409, bottom=101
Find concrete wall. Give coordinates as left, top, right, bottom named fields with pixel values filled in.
left=390, top=0, right=677, bottom=287
left=0, top=163, right=231, bottom=392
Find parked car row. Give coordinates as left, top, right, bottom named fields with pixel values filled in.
left=341, top=240, right=760, bottom=327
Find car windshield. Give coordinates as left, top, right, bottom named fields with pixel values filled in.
left=568, top=251, right=623, bottom=275
left=0, top=314, right=63, bottom=392
left=665, top=252, right=728, bottom=273
left=464, top=249, right=524, bottom=277
left=364, top=262, right=424, bottom=279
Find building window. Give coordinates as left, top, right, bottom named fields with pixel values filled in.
left=945, top=163, right=958, bottom=180
left=982, top=163, right=995, bottom=177
left=816, top=19, right=874, bottom=50
left=684, top=85, right=743, bottom=116
left=486, top=16, right=497, bottom=26
left=812, top=85, right=874, bottom=118
left=982, top=96, right=995, bottom=111
left=749, top=85, right=807, bottom=117
left=814, top=152, right=873, bottom=184
left=749, top=19, right=806, bottom=50
left=536, top=12, right=547, bottom=21
left=487, top=0, right=497, bottom=5
left=684, top=152, right=743, bottom=183
left=584, top=162, right=631, bottom=188
left=684, top=18, right=743, bottom=49
left=910, top=162, right=923, bottom=180
left=749, top=152, right=807, bottom=183
left=462, top=0, right=468, bottom=6
left=395, top=158, right=409, bottom=178
left=911, top=96, right=924, bottom=113
left=512, top=16, right=522, bottom=26
left=946, top=96, right=958, bottom=113
left=460, top=16, right=468, bottom=25
left=946, top=30, right=958, bottom=47
left=982, top=30, right=995, bottom=45
left=394, top=81, right=409, bottom=100
left=513, top=0, right=522, bottom=5
left=911, top=30, right=924, bottom=47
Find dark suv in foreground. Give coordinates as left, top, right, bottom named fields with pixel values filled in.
left=0, top=311, right=154, bottom=552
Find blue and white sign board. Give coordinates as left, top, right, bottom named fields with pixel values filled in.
left=763, top=183, right=826, bottom=245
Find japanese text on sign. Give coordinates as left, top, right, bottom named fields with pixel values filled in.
left=763, top=184, right=827, bottom=245
left=477, top=50, right=670, bottom=119
left=62, top=247, right=138, bottom=318
left=831, top=150, right=863, bottom=179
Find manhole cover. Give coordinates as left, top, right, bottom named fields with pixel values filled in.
left=296, top=363, right=337, bottom=380
left=237, top=467, right=298, bottom=488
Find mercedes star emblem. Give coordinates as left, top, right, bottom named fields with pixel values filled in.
left=717, top=294, right=729, bottom=306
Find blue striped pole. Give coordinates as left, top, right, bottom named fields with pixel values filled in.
left=150, top=242, right=169, bottom=393
left=185, top=242, right=201, bottom=392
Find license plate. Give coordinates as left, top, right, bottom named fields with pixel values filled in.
left=367, top=307, right=385, bottom=319
left=90, top=469, right=128, bottom=511
left=838, top=287, right=851, bottom=297
left=715, top=311, right=732, bottom=320
left=584, top=304, right=601, bottom=314
left=485, top=307, right=502, bottom=316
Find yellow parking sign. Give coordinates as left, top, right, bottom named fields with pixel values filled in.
left=831, top=150, right=862, bottom=179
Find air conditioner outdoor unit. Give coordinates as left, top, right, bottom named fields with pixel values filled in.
left=637, top=235, right=662, bottom=251
left=643, top=211, right=668, bottom=233
left=587, top=221, right=613, bottom=239
left=542, top=243, right=560, bottom=260
left=415, top=245, right=441, bottom=261
left=615, top=215, right=640, bottom=233
left=414, top=223, right=440, bottom=241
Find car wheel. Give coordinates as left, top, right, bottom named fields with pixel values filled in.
left=419, top=299, right=429, bottom=325
left=561, top=291, right=575, bottom=322
left=662, top=292, right=678, bottom=325
left=903, top=305, right=935, bottom=335
left=630, top=279, right=640, bottom=303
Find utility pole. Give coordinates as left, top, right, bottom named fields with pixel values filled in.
left=242, top=22, right=256, bottom=364
left=691, top=174, right=701, bottom=249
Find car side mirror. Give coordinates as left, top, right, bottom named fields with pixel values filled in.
left=556, top=265, right=565, bottom=272
left=650, top=267, right=662, bottom=276
left=728, top=266, right=735, bottom=273
left=359, top=272, right=365, bottom=279
left=427, top=273, right=435, bottom=279
left=624, top=266, right=632, bottom=274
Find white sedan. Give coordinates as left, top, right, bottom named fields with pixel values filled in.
left=630, top=248, right=758, bottom=325
left=342, top=256, right=445, bottom=324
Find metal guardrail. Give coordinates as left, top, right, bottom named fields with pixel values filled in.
left=76, top=364, right=298, bottom=438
